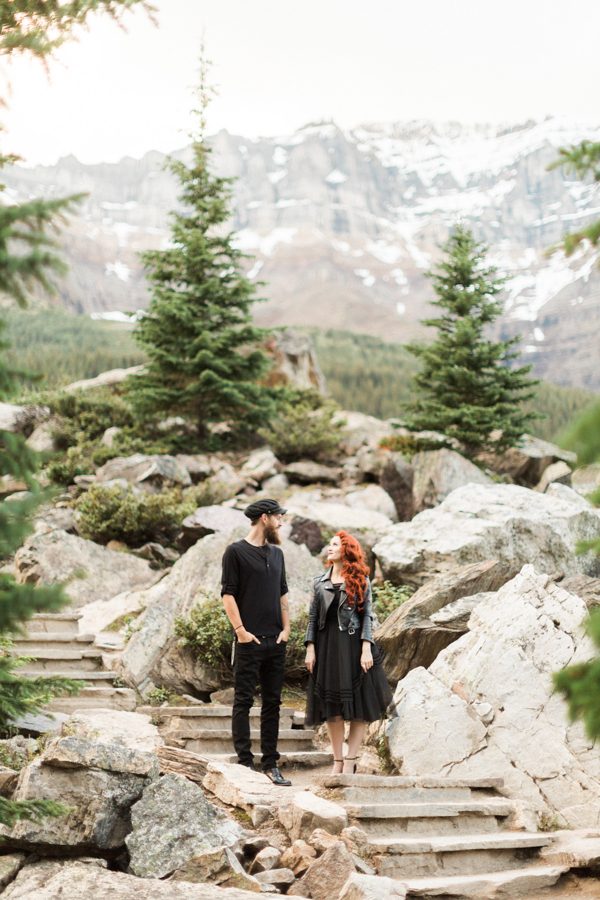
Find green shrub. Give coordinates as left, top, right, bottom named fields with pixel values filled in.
left=260, top=391, right=343, bottom=463
left=76, top=484, right=190, bottom=546
left=175, top=598, right=310, bottom=684
left=175, top=596, right=234, bottom=679
left=372, top=581, right=413, bottom=622
left=379, top=433, right=449, bottom=456
left=45, top=446, right=93, bottom=486
left=49, top=390, right=135, bottom=448
left=146, top=686, right=175, bottom=706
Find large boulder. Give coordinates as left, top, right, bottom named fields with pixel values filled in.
left=335, top=411, right=395, bottom=456
left=386, top=566, right=600, bottom=828
left=240, top=448, right=281, bottom=484
left=284, top=460, right=343, bottom=485
left=572, top=464, right=600, bottom=497
left=14, top=530, right=159, bottom=613
left=375, top=559, right=514, bottom=682
left=379, top=452, right=414, bottom=522
left=263, top=328, right=326, bottom=393
left=373, top=483, right=600, bottom=587
left=95, top=454, right=192, bottom=491
left=121, top=532, right=320, bottom=693
left=2, top=859, right=261, bottom=898
left=412, top=449, right=493, bottom=512
left=344, top=485, right=398, bottom=523
left=180, top=506, right=247, bottom=550
left=0, top=402, right=49, bottom=435
left=477, top=434, right=576, bottom=487
left=126, top=774, right=242, bottom=878
left=3, top=731, right=154, bottom=850
left=286, top=495, right=394, bottom=556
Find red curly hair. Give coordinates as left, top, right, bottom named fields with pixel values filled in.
left=336, top=531, right=369, bottom=611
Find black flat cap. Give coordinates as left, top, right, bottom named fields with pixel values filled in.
left=244, top=498, right=288, bottom=519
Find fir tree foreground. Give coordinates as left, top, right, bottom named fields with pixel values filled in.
left=128, top=64, right=273, bottom=444
left=406, top=226, right=538, bottom=457
left=0, top=0, right=148, bottom=829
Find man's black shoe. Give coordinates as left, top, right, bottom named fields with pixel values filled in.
left=239, top=761, right=256, bottom=770
left=263, top=766, right=291, bottom=786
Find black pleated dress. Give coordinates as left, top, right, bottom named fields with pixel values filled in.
left=305, top=584, right=392, bottom=726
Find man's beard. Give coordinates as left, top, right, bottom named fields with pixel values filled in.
left=264, top=523, right=281, bottom=545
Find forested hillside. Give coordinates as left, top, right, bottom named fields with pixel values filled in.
left=5, top=309, right=595, bottom=442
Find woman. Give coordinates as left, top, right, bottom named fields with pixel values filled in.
left=304, top=531, right=392, bottom=774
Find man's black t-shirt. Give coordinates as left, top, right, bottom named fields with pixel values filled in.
left=221, top=539, right=288, bottom=636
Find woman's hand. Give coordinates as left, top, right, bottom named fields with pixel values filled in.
left=305, top=643, right=316, bottom=673
left=360, top=644, right=373, bottom=673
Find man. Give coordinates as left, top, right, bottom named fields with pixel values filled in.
left=221, top=498, right=292, bottom=786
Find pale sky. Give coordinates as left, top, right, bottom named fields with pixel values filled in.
left=2, top=0, right=599, bottom=165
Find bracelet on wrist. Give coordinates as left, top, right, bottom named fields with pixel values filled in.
left=234, top=625, right=243, bottom=632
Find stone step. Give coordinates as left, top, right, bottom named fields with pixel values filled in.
left=320, top=774, right=505, bottom=791
left=166, top=728, right=316, bottom=755
left=46, top=687, right=138, bottom=713
left=210, top=750, right=332, bottom=768
left=18, top=669, right=117, bottom=687
left=346, top=800, right=514, bottom=820
left=164, top=719, right=312, bottom=740
left=8, top=649, right=105, bottom=673
left=371, top=832, right=553, bottom=879
left=402, top=864, right=569, bottom=897
left=27, top=613, right=81, bottom=635
left=13, top=633, right=95, bottom=649
left=138, top=704, right=296, bottom=719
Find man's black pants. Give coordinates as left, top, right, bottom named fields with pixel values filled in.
left=232, top=636, right=286, bottom=770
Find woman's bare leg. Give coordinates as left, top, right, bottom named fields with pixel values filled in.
left=343, top=721, right=366, bottom=773
left=326, top=717, right=345, bottom=773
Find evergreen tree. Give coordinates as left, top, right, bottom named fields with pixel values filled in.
left=549, top=140, right=600, bottom=254
left=0, top=0, right=147, bottom=828
left=405, top=226, right=538, bottom=457
left=128, top=58, right=273, bottom=443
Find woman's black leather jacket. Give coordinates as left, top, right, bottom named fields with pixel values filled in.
left=304, top=569, right=374, bottom=645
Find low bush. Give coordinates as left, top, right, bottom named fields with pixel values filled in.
left=372, top=581, right=413, bottom=622
left=76, top=484, right=193, bottom=546
left=379, top=433, right=449, bottom=456
left=260, top=391, right=343, bottom=463
left=175, top=598, right=310, bottom=684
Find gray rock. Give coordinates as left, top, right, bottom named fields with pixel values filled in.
left=180, top=505, right=247, bottom=549
left=241, top=448, right=281, bottom=483
left=263, top=328, right=326, bottom=393
left=344, top=484, right=398, bottom=522
left=126, top=773, right=242, bottom=878
left=412, top=448, right=493, bottom=512
left=290, top=843, right=356, bottom=900
left=95, top=453, right=191, bottom=491
left=289, top=515, right=326, bottom=553
left=175, top=453, right=217, bottom=483
left=335, top=411, right=395, bottom=455
left=63, top=366, right=144, bottom=394
left=379, top=451, right=414, bottom=522
left=2, top=858, right=261, bottom=898
left=375, top=560, right=513, bottom=681
left=262, top=473, right=289, bottom=492
left=5, top=758, right=148, bottom=850
left=0, top=402, right=49, bottom=435
left=477, top=433, right=577, bottom=486
left=339, top=873, right=407, bottom=899
left=284, top=460, right=343, bottom=484
left=41, top=735, right=158, bottom=778
left=0, top=855, right=25, bottom=891
left=387, top=565, right=600, bottom=829
left=100, top=425, right=122, bottom=447
left=254, top=867, right=295, bottom=886
left=373, top=482, right=600, bottom=587
left=170, top=846, right=262, bottom=891
left=14, top=529, right=158, bottom=611
left=26, top=420, right=58, bottom=453
left=535, top=460, right=573, bottom=492
left=571, top=463, right=600, bottom=497
left=0, top=766, right=18, bottom=797
left=429, top=591, right=496, bottom=627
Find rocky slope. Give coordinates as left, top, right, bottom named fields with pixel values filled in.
left=4, top=117, right=600, bottom=389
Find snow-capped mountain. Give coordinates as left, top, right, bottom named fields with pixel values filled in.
left=4, top=116, right=600, bottom=389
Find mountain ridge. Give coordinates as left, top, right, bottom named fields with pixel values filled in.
left=3, top=116, right=600, bottom=389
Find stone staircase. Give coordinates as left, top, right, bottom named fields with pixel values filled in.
left=11, top=612, right=137, bottom=715
left=319, top=774, right=568, bottom=898
left=139, top=703, right=331, bottom=768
